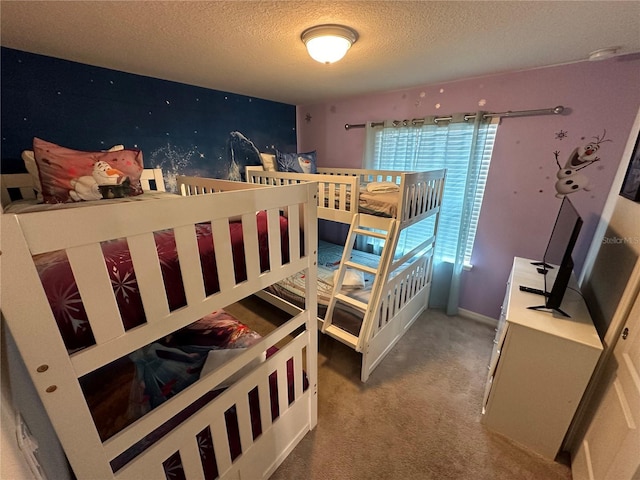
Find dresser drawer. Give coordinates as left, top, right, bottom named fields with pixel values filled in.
left=483, top=321, right=509, bottom=411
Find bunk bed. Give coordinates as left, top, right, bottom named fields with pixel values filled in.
left=246, top=166, right=446, bottom=382
left=1, top=169, right=319, bottom=480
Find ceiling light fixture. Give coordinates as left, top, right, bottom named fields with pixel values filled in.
left=588, top=47, right=620, bottom=61
left=301, top=24, right=358, bottom=64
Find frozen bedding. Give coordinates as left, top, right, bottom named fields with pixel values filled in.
left=82, top=309, right=262, bottom=442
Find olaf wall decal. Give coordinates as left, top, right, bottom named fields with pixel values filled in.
left=553, top=130, right=612, bottom=198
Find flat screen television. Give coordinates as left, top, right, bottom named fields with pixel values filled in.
left=524, top=197, right=583, bottom=317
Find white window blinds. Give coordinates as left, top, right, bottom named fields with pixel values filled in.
left=367, top=116, right=498, bottom=265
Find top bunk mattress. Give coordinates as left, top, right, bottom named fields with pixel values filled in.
left=3, top=190, right=176, bottom=214
left=322, top=184, right=400, bottom=217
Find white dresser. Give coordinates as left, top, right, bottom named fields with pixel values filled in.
left=481, top=257, right=603, bottom=459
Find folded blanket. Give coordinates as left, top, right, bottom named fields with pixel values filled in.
left=366, top=181, right=400, bottom=193
left=334, top=269, right=365, bottom=289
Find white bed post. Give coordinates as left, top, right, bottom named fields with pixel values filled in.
left=304, top=186, right=319, bottom=429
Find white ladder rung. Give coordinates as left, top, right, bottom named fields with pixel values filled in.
left=353, top=228, right=387, bottom=239
left=324, top=324, right=359, bottom=348
left=344, top=261, right=377, bottom=275
left=334, top=293, right=367, bottom=311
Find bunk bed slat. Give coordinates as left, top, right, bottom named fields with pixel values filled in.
left=117, top=461, right=166, bottom=480
left=66, top=243, right=125, bottom=344
left=126, top=232, right=171, bottom=322
left=293, top=347, right=304, bottom=400
left=236, top=392, right=254, bottom=455
left=267, top=208, right=283, bottom=271
left=177, top=439, right=206, bottom=480
left=210, top=217, right=235, bottom=291
left=174, top=224, right=207, bottom=305
left=257, top=375, right=273, bottom=432
left=286, top=203, right=301, bottom=262
left=207, top=405, right=233, bottom=474
left=242, top=213, right=261, bottom=281
left=276, top=362, right=289, bottom=419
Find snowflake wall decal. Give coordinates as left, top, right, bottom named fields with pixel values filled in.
left=555, top=130, right=568, bottom=140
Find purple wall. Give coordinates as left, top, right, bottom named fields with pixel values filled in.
left=296, top=54, right=640, bottom=319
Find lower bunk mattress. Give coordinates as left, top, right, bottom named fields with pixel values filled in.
left=265, top=240, right=379, bottom=336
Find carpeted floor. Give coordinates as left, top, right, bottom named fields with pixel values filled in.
left=228, top=297, right=573, bottom=480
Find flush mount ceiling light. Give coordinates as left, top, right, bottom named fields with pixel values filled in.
left=588, top=47, right=621, bottom=61
left=301, top=24, right=358, bottom=64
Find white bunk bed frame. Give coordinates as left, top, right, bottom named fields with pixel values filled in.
left=246, top=166, right=446, bottom=382
left=1, top=170, right=318, bottom=480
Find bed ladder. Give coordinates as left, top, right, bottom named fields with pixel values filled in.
left=322, top=213, right=399, bottom=352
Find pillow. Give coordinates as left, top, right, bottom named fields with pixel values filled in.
left=333, top=269, right=365, bottom=289
left=260, top=153, right=278, bottom=172
left=366, top=181, right=400, bottom=193
left=200, top=347, right=266, bottom=389
left=275, top=150, right=317, bottom=174
left=171, top=309, right=262, bottom=348
left=21, top=150, right=43, bottom=202
left=22, top=144, right=125, bottom=203
left=105, top=145, right=125, bottom=152
left=33, top=138, right=143, bottom=204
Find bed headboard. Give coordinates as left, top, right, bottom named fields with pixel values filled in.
left=1, top=168, right=166, bottom=210
left=139, top=168, right=165, bottom=192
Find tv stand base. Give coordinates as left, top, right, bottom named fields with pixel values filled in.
left=527, top=304, right=571, bottom=318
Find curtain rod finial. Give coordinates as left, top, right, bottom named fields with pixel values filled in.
left=554, top=106, right=565, bottom=114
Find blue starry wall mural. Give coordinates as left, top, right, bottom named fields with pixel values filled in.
left=1, top=47, right=297, bottom=191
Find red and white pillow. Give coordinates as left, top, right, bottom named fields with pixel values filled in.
left=30, top=138, right=144, bottom=204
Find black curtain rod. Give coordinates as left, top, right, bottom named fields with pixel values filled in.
left=344, top=105, right=566, bottom=130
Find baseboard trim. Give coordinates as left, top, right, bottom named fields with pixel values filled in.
left=458, top=308, right=498, bottom=328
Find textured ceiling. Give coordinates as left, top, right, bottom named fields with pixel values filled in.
left=1, top=1, right=639, bottom=105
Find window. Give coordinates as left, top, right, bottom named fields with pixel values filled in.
left=366, top=116, right=498, bottom=266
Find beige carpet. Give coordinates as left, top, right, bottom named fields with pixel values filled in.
left=228, top=297, right=573, bottom=480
